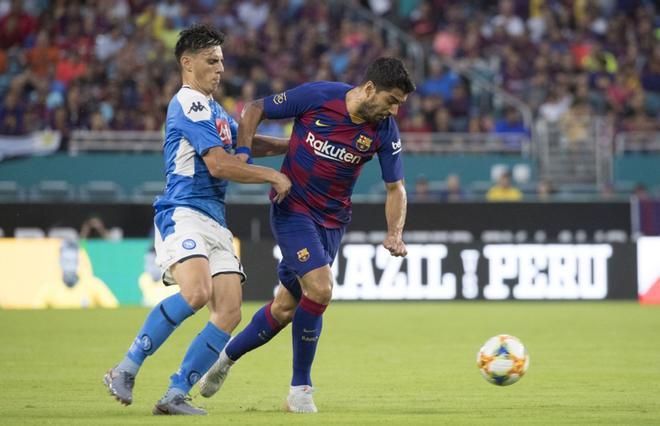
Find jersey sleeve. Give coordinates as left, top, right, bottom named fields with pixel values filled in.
left=377, top=118, right=404, bottom=183
left=262, top=81, right=325, bottom=119
left=174, top=90, right=221, bottom=156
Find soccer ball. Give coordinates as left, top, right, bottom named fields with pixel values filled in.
left=477, top=334, right=529, bottom=386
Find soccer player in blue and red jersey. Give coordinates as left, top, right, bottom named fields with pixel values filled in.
left=103, top=24, right=291, bottom=416
left=199, top=57, right=415, bottom=413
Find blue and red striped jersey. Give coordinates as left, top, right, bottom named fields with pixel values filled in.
left=263, top=81, right=404, bottom=228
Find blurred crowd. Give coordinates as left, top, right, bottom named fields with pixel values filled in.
left=370, top=0, right=659, bottom=136
left=409, top=170, right=653, bottom=202
left=0, top=0, right=405, bottom=142
left=0, top=0, right=658, bottom=147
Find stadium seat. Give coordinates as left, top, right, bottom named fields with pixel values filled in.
left=557, top=183, right=599, bottom=194
left=555, top=183, right=600, bottom=201
left=230, top=183, right=270, bottom=196
left=428, top=180, right=448, bottom=192
left=0, top=180, right=23, bottom=201
left=594, top=229, right=628, bottom=243
left=369, top=183, right=387, bottom=195
left=614, top=181, right=636, bottom=195
left=80, top=180, right=124, bottom=202
left=470, top=181, right=494, bottom=199
left=518, top=182, right=538, bottom=197
left=14, top=227, right=46, bottom=238
left=133, top=181, right=165, bottom=203
left=31, top=180, right=75, bottom=202
left=47, top=227, right=79, bottom=241
left=512, top=164, right=532, bottom=183
left=490, top=164, right=509, bottom=181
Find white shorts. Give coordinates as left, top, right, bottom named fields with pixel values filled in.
left=154, top=207, right=246, bottom=285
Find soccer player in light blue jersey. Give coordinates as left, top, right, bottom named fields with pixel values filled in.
left=103, top=24, right=291, bottom=416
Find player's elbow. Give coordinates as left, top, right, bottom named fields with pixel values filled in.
left=240, top=99, right=264, bottom=123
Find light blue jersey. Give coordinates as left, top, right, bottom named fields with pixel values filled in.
left=154, top=85, right=238, bottom=238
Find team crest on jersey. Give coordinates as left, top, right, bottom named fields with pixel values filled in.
left=355, top=134, right=372, bottom=152
left=272, top=92, right=287, bottom=105
left=216, top=118, right=231, bottom=145
left=182, top=239, right=196, bottom=250
left=297, top=248, right=310, bottom=262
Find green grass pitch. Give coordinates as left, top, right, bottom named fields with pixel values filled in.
left=1, top=302, right=659, bottom=425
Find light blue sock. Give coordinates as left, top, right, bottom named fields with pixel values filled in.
left=119, top=293, right=195, bottom=375
left=169, top=322, right=231, bottom=393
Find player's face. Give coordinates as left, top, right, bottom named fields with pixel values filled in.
left=190, top=46, right=224, bottom=95
left=358, top=83, right=408, bottom=123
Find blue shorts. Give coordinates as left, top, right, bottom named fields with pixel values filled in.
left=270, top=204, right=345, bottom=300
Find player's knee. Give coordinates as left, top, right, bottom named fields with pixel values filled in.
left=208, top=302, right=242, bottom=333
left=187, top=291, right=211, bottom=311
left=307, top=281, right=333, bottom=305
left=225, top=306, right=242, bottom=331
left=182, top=282, right=212, bottom=310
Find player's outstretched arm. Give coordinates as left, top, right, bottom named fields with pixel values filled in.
left=251, top=134, right=289, bottom=157
left=236, top=99, right=265, bottom=159
left=203, top=146, right=291, bottom=202
left=382, top=180, right=408, bottom=257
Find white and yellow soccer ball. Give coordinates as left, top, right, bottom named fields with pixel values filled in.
left=477, top=334, right=529, bottom=386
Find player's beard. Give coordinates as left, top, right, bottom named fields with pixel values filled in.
left=355, top=101, right=382, bottom=124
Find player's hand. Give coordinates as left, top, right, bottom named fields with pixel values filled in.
left=271, top=172, right=292, bottom=203
left=383, top=234, right=407, bottom=257
left=236, top=153, right=249, bottom=163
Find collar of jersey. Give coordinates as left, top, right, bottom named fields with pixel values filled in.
left=181, top=84, right=213, bottom=100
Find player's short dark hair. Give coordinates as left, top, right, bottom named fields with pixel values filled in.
left=175, top=24, right=225, bottom=62
left=362, top=57, right=416, bottom=94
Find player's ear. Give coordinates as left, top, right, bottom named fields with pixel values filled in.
left=180, top=55, right=193, bottom=73
left=364, top=81, right=377, bottom=98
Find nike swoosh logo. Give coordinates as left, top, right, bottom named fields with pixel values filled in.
left=315, top=119, right=330, bottom=127
left=303, top=328, right=317, bottom=333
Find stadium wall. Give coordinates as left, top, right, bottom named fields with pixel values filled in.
left=240, top=240, right=638, bottom=300
left=0, top=153, right=534, bottom=196
left=0, top=202, right=631, bottom=239
left=0, top=201, right=640, bottom=306
left=3, top=153, right=660, bottom=198
left=0, top=237, right=640, bottom=307
left=614, top=154, right=660, bottom=189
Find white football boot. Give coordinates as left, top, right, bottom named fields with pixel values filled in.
left=198, top=351, right=233, bottom=398
left=285, top=385, right=318, bottom=413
